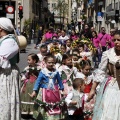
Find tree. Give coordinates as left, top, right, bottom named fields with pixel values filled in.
left=53, top=0, right=68, bottom=29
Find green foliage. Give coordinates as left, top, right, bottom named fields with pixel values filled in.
left=23, top=19, right=31, bottom=36
left=35, top=98, right=65, bottom=108
left=53, top=0, right=68, bottom=17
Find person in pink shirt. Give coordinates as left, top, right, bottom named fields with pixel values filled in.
left=91, top=31, right=101, bottom=48
left=92, top=31, right=101, bottom=67
left=98, top=27, right=109, bottom=52
left=107, top=29, right=115, bottom=48
left=42, top=27, right=57, bottom=43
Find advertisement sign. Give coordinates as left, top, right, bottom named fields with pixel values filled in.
left=97, top=12, right=103, bottom=22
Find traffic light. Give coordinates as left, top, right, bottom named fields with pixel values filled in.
left=19, top=6, right=23, bottom=19
left=115, top=10, right=119, bottom=23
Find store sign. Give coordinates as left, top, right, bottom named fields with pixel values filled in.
left=97, top=12, right=103, bottom=21
left=6, top=13, right=14, bottom=19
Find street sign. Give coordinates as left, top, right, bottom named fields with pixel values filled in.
left=97, top=16, right=103, bottom=21
left=6, top=13, right=14, bottom=19
left=6, top=6, right=14, bottom=13
left=97, top=12, right=103, bottom=21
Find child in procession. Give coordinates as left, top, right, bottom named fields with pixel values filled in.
left=65, top=78, right=85, bottom=120
left=30, top=55, right=65, bottom=120
left=58, top=54, right=78, bottom=96
left=76, top=59, right=95, bottom=120
left=21, top=53, right=41, bottom=115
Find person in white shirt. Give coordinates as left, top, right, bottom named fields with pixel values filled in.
left=59, top=29, right=69, bottom=43
left=65, top=78, right=86, bottom=120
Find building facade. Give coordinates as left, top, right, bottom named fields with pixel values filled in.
left=0, top=0, right=49, bottom=32
left=48, top=0, right=69, bottom=29
left=105, top=0, right=120, bottom=32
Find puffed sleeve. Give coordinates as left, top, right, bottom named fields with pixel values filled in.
left=33, top=71, right=43, bottom=91
left=93, top=51, right=108, bottom=83
left=0, top=38, right=19, bottom=68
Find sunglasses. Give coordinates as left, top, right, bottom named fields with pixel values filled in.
left=112, top=39, right=120, bottom=42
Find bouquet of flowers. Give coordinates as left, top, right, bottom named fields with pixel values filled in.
left=80, top=38, right=96, bottom=54
left=50, top=46, right=61, bottom=54
left=72, top=39, right=80, bottom=48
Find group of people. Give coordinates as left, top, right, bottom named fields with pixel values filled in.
left=21, top=44, right=95, bottom=120
left=21, top=24, right=118, bottom=120
left=0, top=17, right=120, bottom=120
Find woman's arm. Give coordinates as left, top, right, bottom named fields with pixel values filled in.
left=87, top=81, right=99, bottom=101
left=88, top=51, right=108, bottom=101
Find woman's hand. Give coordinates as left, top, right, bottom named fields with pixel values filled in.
left=87, top=89, right=96, bottom=102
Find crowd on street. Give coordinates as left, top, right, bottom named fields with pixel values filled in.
left=1, top=17, right=120, bottom=120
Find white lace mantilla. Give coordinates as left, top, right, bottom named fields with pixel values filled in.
left=41, top=68, right=57, bottom=89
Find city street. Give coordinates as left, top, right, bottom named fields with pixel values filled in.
left=0, top=0, right=120, bottom=119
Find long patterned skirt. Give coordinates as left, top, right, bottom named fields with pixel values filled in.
left=0, top=65, right=21, bottom=120
left=93, top=77, right=120, bottom=120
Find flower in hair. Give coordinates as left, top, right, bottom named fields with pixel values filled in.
left=82, top=56, right=88, bottom=61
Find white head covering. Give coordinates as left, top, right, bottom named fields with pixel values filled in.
left=0, top=17, right=14, bottom=32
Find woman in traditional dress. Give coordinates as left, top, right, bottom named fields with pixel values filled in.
left=0, top=17, right=20, bottom=120
left=88, top=30, right=120, bottom=120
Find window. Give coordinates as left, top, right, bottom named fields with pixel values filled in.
left=52, top=3, right=56, bottom=8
